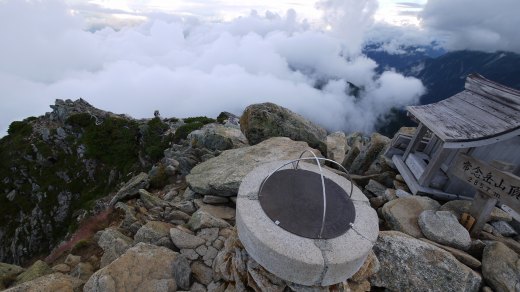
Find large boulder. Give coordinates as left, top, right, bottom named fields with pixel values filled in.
left=134, top=221, right=174, bottom=249
left=0, top=263, right=24, bottom=289
left=14, top=260, right=52, bottom=285
left=326, top=131, right=347, bottom=164
left=370, top=231, right=481, bottom=292
left=186, top=137, right=320, bottom=197
left=382, top=196, right=441, bottom=238
left=97, top=228, right=133, bottom=268
left=239, top=103, right=327, bottom=151
left=109, top=172, right=149, bottom=206
left=188, top=123, right=248, bottom=150
left=4, top=273, right=83, bottom=292
left=350, top=133, right=390, bottom=175
left=439, top=200, right=512, bottom=222
left=482, top=242, right=520, bottom=292
left=84, top=243, right=179, bottom=292
left=418, top=210, right=471, bottom=250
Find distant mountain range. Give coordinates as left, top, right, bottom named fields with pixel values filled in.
left=364, top=45, right=520, bottom=136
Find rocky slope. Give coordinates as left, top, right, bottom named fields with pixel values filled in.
left=1, top=100, right=519, bottom=291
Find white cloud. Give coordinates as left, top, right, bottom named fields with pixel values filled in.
left=420, top=0, right=520, bottom=53
left=0, top=0, right=425, bottom=136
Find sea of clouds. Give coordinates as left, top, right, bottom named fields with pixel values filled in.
left=0, top=0, right=426, bottom=136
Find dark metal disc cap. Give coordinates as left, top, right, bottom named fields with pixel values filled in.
left=259, top=169, right=355, bottom=239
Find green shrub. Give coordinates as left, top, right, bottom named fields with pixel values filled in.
left=183, top=116, right=215, bottom=124
left=70, top=239, right=92, bottom=254
left=7, top=120, right=32, bottom=136
left=83, top=117, right=139, bottom=170
left=173, top=121, right=204, bottom=143
left=143, top=118, right=170, bottom=162
left=216, top=112, right=228, bottom=124
left=66, top=113, right=95, bottom=128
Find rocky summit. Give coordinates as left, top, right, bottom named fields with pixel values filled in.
left=0, top=99, right=519, bottom=291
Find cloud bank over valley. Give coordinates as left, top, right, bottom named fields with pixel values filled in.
left=0, top=0, right=427, bottom=135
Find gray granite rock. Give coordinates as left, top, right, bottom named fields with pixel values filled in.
left=418, top=210, right=471, bottom=250
left=202, top=195, right=229, bottom=204
left=186, top=137, right=320, bottom=197
left=191, top=261, right=214, bottom=285
left=326, top=131, right=347, bottom=164
left=482, top=241, right=520, bottom=292
left=239, top=102, right=327, bottom=151
left=187, top=210, right=231, bottom=231
left=97, top=227, right=133, bottom=268
left=365, top=179, right=387, bottom=197
left=134, top=221, right=174, bottom=249
left=109, top=172, right=149, bottom=206
left=490, top=221, right=518, bottom=237
left=173, top=255, right=191, bottom=290
left=188, top=123, right=248, bottom=151
left=370, top=231, right=481, bottom=292
left=170, top=227, right=206, bottom=249
left=382, top=196, right=440, bottom=238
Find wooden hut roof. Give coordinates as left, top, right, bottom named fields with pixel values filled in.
left=407, top=74, right=520, bottom=148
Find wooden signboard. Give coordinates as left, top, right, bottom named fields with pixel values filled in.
left=451, top=154, right=520, bottom=214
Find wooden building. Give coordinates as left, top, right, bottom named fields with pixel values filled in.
left=389, top=74, right=520, bottom=200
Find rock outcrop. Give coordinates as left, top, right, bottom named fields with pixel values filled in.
left=188, top=123, right=248, bottom=150
left=240, top=103, right=327, bottom=151
left=186, top=137, right=320, bottom=197
left=371, top=231, right=482, bottom=292
left=84, top=243, right=179, bottom=292
left=482, top=242, right=520, bottom=292
left=4, top=273, right=83, bottom=292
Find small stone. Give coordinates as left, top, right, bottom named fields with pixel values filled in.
left=395, top=189, right=411, bottom=197
left=51, top=264, right=70, bottom=273
left=490, top=221, right=518, bottom=237
left=197, top=228, right=219, bottom=244
left=369, top=196, right=387, bottom=209
left=467, top=239, right=487, bottom=259
left=204, top=260, right=214, bottom=267
left=219, top=228, right=234, bottom=238
left=70, top=262, right=93, bottom=281
left=196, top=245, right=208, bottom=257
left=173, top=255, right=191, bottom=290
left=134, top=221, right=174, bottom=249
left=173, top=201, right=197, bottom=214
left=213, top=239, right=224, bottom=250
left=483, top=223, right=494, bottom=233
left=170, top=227, right=206, bottom=249
left=365, top=179, right=386, bottom=197
left=440, top=200, right=512, bottom=222
left=195, top=200, right=236, bottom=220
left=191, top=282, right=207, bottom=292
left=183, top=188, right=199, bottom=201
left=395, top=175, right=404, bottom=182
left=191, top=261, right=214, bottom=285
left=383, top=189, right=398, bottom=201
left=97, top=227, right=133, bottom=268
left=203, top=195, right=229, bottom=204
left=393, top=180, right=410, bottom=192
left=418, top=210, right=471, bottom=250
left=169, top=210, right=191, bottom=222
left=181, top=249, right=200, bottom=261
left=203, top=246, right=218, bottom=262
left=139, top=189, right=167, bottom=209
left=207, top=281, right=226, bottom=292
left=64, top=254, right=81, bottom=268
left=350, top=251, right=379, bottom=283
left=187, top=210, right=231, bottom=231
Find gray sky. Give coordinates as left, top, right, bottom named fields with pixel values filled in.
left=0, top=0, right=518, bottom=136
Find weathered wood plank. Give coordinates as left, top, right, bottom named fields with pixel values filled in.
left=402, top=123, right=427, bottom=160
left=451, top=154, right=520, bottom=214
left=419, top=147, right=452, bottom=187
left=466, top=74, right=520, bottom=105
left=469, top=191, right=498, bottom=237
left=408, top=104, right=483, bottom=142
left=441, top=94, right=517, bottom=130
left=405, top=153, right=427, bottom=179
left=458, top=91, right=520, bottom=122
